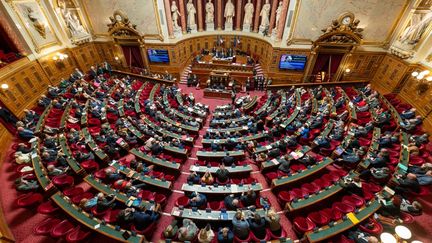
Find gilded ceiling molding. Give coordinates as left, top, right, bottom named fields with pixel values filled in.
left=312, top=12, right=363, bottom=47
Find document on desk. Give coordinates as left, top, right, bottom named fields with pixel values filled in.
left=272, top=159, right=279, bottom=165
left=191, top=165, right=199, bottom=172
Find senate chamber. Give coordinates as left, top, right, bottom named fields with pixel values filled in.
left=0, top=0, right=432, bottom=243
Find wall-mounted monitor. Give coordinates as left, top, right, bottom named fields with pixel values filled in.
left=279, top=55, right=307, bottom=71
left=147, top=49, right=170, bottom=63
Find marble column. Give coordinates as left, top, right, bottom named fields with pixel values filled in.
left=179, top=0, right=187, bottom=33
left=235, top=0, right=242, bottom=30
left=217, top=0, right=223, bottom=30
left=164, top=0, right=174, bottom=38
left=197, top=0, right=204, bottom=31
left=276, top=0, right=289, bottom=40
left=253, top=0, right=262, bottom=32
left=267, top=0, right=278, bottom=35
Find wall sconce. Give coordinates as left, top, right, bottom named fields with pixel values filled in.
left=412, top=70, right=432, bottom=95
left=53, top=52, right=69, bottom=62
left=1, top=84, right=9, bottom=90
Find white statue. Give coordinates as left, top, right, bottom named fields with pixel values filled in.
left=171, top=1, right=181, bottom=29
left=59, top=0, right=88, bottom=36
left=224, top=0, right=235, bottom=24
left=399, top=7, right=432, bottom=45
left=243, top=0, right=254, bottom=26
left=274, top=1, right=283, bottom=30
left=205, top=0, right=214, bottom=23
left=260, top=0, right=271, bottom=28
left=186, top=0, right=196, bottom=27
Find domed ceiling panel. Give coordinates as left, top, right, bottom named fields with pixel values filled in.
left=291, top=0, right=408, bottom=45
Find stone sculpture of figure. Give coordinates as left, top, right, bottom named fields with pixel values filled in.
left=186, top=0, right=196, bottom=27
left=243, top=0, right=254, bottom=26
left=58, top=0, right=87, bottom=36
left=399, top=7, right=432, bottom=45
left=25, top=6, right=46, bottom=38
left=205, top=0, right=214, bottom=23
left=274, top=1, right=283, bottom=30
left=171, top=1, right=181, bottom=29
left=224, top=0, right=235, bottom=24
left=260, top=0, right=271, bottom=28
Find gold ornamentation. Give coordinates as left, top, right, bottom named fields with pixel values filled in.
left=318, top=12, right=363, bottom=44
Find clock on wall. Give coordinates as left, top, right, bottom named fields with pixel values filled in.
left=338, top=12, right=355, bottom=26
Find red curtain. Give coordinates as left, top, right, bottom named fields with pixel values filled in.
left=312, top=54, right=344, bottom=81
left=121, top=45, right=144, bottom=68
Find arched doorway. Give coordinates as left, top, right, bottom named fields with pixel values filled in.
left=107, top=10, right=148, bottom=70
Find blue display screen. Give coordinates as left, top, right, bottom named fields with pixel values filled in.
left=148, top=49, right=170, bottom=63
left=279, top=55, right=307, bottom=71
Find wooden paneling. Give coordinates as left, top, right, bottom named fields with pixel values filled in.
left=371, top=55, right=409, bottom=93
left=0, top=60, right=52, bottom=117
left=342, top=52, right=385, bottom=82
left=0, top=42, right=115, bottom=118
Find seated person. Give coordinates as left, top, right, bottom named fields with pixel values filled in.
left=222, top=152, right=235, bottom=166
left=215, top=164, right=229, bottom=183
left=187, top=171, right=201, bottom=184
left=96, top=193, right=116, bottom=212
left=14, top=174, right=39, bottom=191
left=248, top=213, right=266, bottom=239
left=217, top=227, right=234, bottom=243
left=265, top=208, right=281, bottom=235
left=189, top=192, right=207, bottom=208
left=201, top=171, right=214, bottom=185
left=340, top=176, right=364, bottom=196
left=240, top=189, right=257, bottom=207
left=347, top=229, right=379, bottom=243
left=163, top=220, right=179, bottom=239
left=278, top=155, right=292, bottom=173
left=178, top=219, right=198, bottom=241
left=232, top=211, right=249, bottom=240
left=46, top=164, right=68, bottom=176
left=409, top=163, right=432, bottom=186
left=400, top=198, right=422, bottom=215
left=133, top=205, right=160, bottom=231
left=224, top=194, right=241, bottom=210
left=394, top=173, right=420, bottom=195
left=17, top=127, right=35, bottom=140
left=197, top=224, right=215, bottom=243
left=116, top=207, right=136, bottom=227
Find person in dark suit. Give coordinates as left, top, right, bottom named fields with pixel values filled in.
left=189, top=192, right=207, bottom=208
left=96, top=193, right=116, bottom=212
left=215, top=164, right=229, bottom=183
left=222, top=152, right=235, bottom=166
left=395, top=173, right=420, bottom=195
left=217, top=227, right=234, bottom=243
left=248, top=214, right=266, bottom=239
left=240, top=189, right=256, bottom=207
left=133, top=207, right=160, bottom=231
left=224, top=194, right=240, bottom=210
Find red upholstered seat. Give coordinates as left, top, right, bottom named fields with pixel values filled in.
left=17, top=192, right=43, bottom=207
left=290, top=188, right=306, bottom=200
left=94, top=169, right=107, bottom=179
left=66, top=226, right=91, bottom=243
left=91, top=206, right=109, bottom=217
left=243, top=177, right=257, bottom=184
left=234, top=231, right=251, bottom=242
left=400, top=212, right=414, bottom=224
left=312, top=178, right=332, bottom=189
left=293, top=216, right=315, bottom=234
left=333, top=202, right=355, bottom=213
left=34, top=218, right=62, bottom=235
left=321, top=208, right=343, bottom=221
left=131, top=222, right=156, bottom=239
left=342, top=194, right=365, bottom=208
left=52, top=174, right=74, bottom=188
left=278, top=191, right=291, bottom=204
left=307, top=211, right=330, bottom=226
left=410, top=156, right=425, bottom=165
left=359, top=218, right=383, bottom=235
left=291, top=164, right=306, bottom=172
left=267, top=228, right=287, bottom=239
left=175, top=196, right=190, bottom=207
left=63, top=187, right=84, bottom=198
left=103, top=209, right=121, bottom=224
left=37, top=200, right=59, bottom=214
left=71, top=192, right=94, bottom=205
left=207, top=201, right=223, bottom=211
left=265, top=172, right=278, bottom=181
left=138, top=190, right=154, bottom=200
left=81, top=160, right=99, bottom=171
left=50, top=219, right=75, bottom=238
left=301, top=183, right=320, bottom=194
left=250, top=230, right=271, bottom=241
left=154, top=193, right=167, bottom=206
